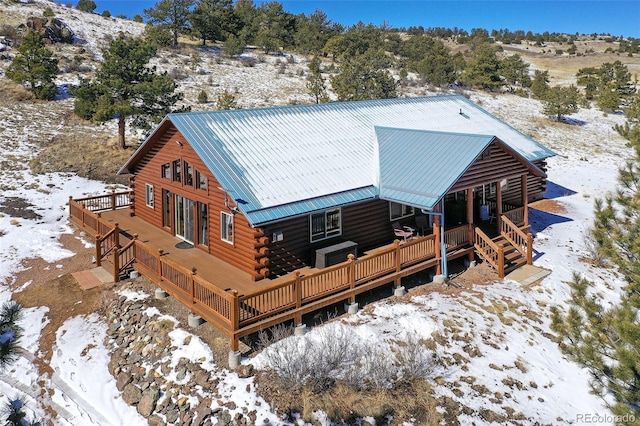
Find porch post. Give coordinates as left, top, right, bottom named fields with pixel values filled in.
left=433, top=206, right=441, bottom=275
left=521, top=174, right=529, bottom=226
left=496, top=180, right=503, bottom=230
left=466, top=188, right=474, bottom=261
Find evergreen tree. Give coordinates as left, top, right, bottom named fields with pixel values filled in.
left=254, top=1, right=295, bottom=54
left=500, top=54, right=531, bottom=88
left=306, top=56, right=328, bottom=104
left=144, top=0, right=196, bottom=47
left=197, top=89, right=208, bottom=103
left=5, top=398, right=41, bottom=426
left=294, top=9, right=336, bottom=55
left=76, top=0, right=97, bottom=13
left=541, top=85, right=582, bottom=121
left=400, top=35, right=457, bottom=87
left=464, top=42, right=503, bottom=90
left=331, top=49, right=397, bottom=102
left=551, top=93, right=640, bottom=420
left=73, top=35, right=183, bottom=149
left=5, top=31, right=59, bottom=100
left=222, top=33, right=244, bottom=57
left=216, top=89, right=239, bottom=110
left=0, top=302, right=23, bottom=370
left=530, top=69, right=550, bottom=99
left=577, top=61, right=636, bottom=111
left=190, top=0, right=235, bottom=45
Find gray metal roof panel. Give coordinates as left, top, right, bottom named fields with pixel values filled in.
left=376, top=127, right=493, bottom=210
left=142, top=95, right=555, bottom=225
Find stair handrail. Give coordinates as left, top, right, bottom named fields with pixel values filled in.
left=474, top=227, right=504, bottom=277
left=500, top=215, right=533, bottom=265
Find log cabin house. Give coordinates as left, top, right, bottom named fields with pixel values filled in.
left=69, top=95, right=555, bottom=355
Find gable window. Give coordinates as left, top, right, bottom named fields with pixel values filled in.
left=196, top=170, right=207, bottom=191
left=389, top=202, right=414, bottom=221
left=184, top=161, right=194, bottom=186
left=172, top=160, right=181, bottom=182
left=221, top=211, right=233, bottom=244
left=161, top=163, right=170, bottom=179
left=145, top=183, right=154, bottom=208
left=310, top=208, right=341, bottom=242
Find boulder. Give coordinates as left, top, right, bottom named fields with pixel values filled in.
left=137, top=387, right=160, bottom=417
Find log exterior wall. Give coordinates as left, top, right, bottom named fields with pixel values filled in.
left=128, top=125, right=267, bottom=280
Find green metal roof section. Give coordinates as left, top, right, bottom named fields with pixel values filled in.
left=123, top=95, right=555, bottom=226
left=376, top=127, right=494, bottom=211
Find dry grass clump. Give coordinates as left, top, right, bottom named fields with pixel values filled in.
left=0, top=80, right=35, bottom=102
left=29, top=129, right=134, bottom=184
left=253, top=325, right=440, bottom=424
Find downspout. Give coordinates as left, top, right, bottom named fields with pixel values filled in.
left=423, top=200, right=448, bottom=278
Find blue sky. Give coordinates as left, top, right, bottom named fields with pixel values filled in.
left=89, top=1, right=640, bottom=38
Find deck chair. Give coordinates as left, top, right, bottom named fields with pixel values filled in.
left=392, top=222, right=414, bottom=241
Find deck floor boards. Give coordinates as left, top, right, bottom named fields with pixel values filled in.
left=98, top=208, right=291, bottom=296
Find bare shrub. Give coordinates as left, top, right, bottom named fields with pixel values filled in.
left=169, top=66, right=188, bottom=80
left=240, top=57, right=257, bottom=67
left=394, top=336, right=438, bottom=383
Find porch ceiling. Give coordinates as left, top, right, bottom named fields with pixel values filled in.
left=375, top=127, right=494, bottom=211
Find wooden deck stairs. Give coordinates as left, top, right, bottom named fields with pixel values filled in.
left=474, top=215, right=533, bottom=278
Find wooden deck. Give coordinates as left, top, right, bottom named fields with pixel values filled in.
left=68, top=192, right=530, bottom=351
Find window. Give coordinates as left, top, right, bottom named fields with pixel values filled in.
left=161, top=163, right=170, bottom=179
left=221, top=211, right=233, bottom=244
left=145, top=184, right=154, bottom=208
left=196, top=170, right=207, bottom=191
left=172, top=159, right=181, bottom=182
left=184, top=161, right=193, bottom=186
left=500, top=178, right=509, bottom=192
left=198, top=202, right=208, bottom=246
left=310, top=208, right=341, bottom=242
left=389, top=202, right=414, bottom=221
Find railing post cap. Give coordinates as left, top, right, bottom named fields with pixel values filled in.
left=191, top=267, right=197, bottom=274
left=347, top=253, right=355, bottom=261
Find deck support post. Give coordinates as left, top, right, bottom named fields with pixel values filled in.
left=393, top=286, right=406, bottom=297
left=496, top=180, right=503, bottom=230
left=188, top=313, right=203, bottom=328
left=434, top=217, right=442, bottom=276
left=95, top=234, right=102, bottom=267
left=393, top=240, right=401, bottom=287
left=347, top=302, right=359, bottom=314
left=294, top=324, right=307, bottom=336
left=347, top=254, right=357, bottom=302
left=466, top=188, right=475, bottom=262
left=230, top=290, right=240, bottom=352
left=154, top=288, right=168, bottom=299
left=228, top=350, right=241, bottom=369
left=521, top=174, right=529, bottom=226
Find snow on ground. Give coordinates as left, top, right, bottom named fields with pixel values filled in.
left=0, top=2, right=634, bottom=420
left=0, top=92, right=632, bottom=424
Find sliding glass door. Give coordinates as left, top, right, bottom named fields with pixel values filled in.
left=175, top=194, right=195, bottom=244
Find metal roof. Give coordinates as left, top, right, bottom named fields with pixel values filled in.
left=123, top=95, right=555, bottom=226
left=376, top=127, right=494, bottom=210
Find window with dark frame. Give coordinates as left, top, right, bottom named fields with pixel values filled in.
left=184, top=161, right=193, bottom=186
left=161, top=163, right=170, bottom=179
left=198, top=202, right=208, bottom=246
left=310, top=208, right=341, bottom=242
left=172, top=159, right=181, bottom=182
left=196, top=170, right=207, bottom=191
left=389, top=202, right=414, bottom=221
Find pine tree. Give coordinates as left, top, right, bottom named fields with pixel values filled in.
left=330, top=49, right=397, bottom=102
left=73, top=35, right=183, bottom=149
left=190, top=0, right=235, bottom=46
left=5, top=398, right=41, bottom=426
left=144, top=0, right=195, bottom=47
left=541, top=85, right=582, bottom=121
left=216, top=89, right=239, bottom=110
left=306, top=56, right=328, bottom=104
left=0, top=302, right=23, bottom=370
left=464, top=42, right=503, bottom=91
left=6, top=31, right=59, bottom=100
left=76, top=0, right=97, bottom=13
left=530, top=69, right=550, bottom=99
left=551, top=92, right=640, bottom=422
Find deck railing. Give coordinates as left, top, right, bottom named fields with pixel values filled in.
left=69, top=193, right=476, bottom=350
left=500, top=215, right=533, bottom=265
left=474, top=227, right=504, bottom=277
left=503, top=207, right=525, bottom=227
left=72, top=191, right=132, bottom=212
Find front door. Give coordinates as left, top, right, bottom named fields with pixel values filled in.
left=175, top=194, right=195, bottom=244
